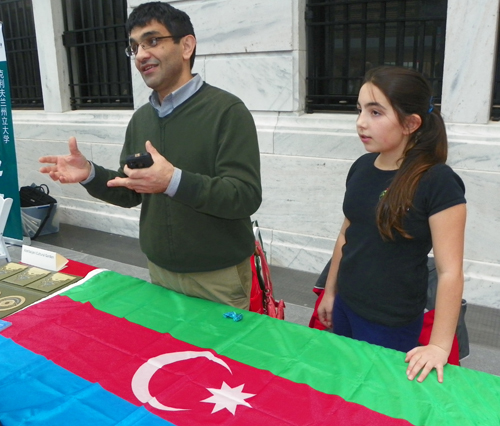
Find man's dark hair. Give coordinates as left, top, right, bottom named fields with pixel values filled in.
left=126, top=1, right=196, bottom=69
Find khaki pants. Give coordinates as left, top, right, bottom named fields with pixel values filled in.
left=148, top=257, right=252, bottom=310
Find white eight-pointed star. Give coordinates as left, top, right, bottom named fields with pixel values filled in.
left=201, top=382, right=256, bottom=415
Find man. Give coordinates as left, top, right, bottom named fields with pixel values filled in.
left=39, top=2, right=262, bottom=310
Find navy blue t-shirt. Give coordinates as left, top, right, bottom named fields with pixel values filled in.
left=337, top=153, right=466, bottom=327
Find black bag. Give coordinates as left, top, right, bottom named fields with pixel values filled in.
left=20, top=184, right=56, bottom=207
left=19, top=184, right=57, bottom=239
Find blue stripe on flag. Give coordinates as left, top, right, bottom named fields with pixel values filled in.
left=0, top=336, right=175, bottom=426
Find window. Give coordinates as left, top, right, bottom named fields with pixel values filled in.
left=306, top=0, right=447, bottom=113
left=62, top=0, right=133, bottom=109
left=0, top=0, right=43, bottom=108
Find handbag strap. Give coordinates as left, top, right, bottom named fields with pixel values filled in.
left=38, top=184, right=50, bottom=195
left=31, top=203, right=54, bottom=240
left=255, top=240, right=274, bottom=296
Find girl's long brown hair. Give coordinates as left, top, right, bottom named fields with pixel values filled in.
left=363, top=66, right=448, bottom=240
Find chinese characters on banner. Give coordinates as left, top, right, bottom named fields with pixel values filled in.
left=0, top=22, right=23, bottom=242
left=1, top=71, right=11, bottom=142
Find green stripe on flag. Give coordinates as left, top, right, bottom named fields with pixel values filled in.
left=64, top=271, right=500, bottom=426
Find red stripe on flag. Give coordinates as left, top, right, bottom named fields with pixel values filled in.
left=4, top=296, right=413, bottom=426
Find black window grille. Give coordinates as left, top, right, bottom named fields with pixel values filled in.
left=306, top=0, right=447, bottom=113
left=62, top=0, right=133, bottom=109
left=492, top=33, right=500, bottom=121
left=0, top=0, right=43, bottom=108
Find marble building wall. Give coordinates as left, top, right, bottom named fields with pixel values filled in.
left=11, top=0, right=500, bottom=308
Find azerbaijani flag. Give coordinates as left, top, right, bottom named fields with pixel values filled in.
left=1, top=271, right=500, bottom=425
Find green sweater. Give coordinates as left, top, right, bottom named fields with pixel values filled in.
left=84, top=83, right=262, bottom=273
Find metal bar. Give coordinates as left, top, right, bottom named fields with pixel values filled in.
left=395, top=1, right=405, bottom=65
left=341, top=3, right=349, bottom=95
left=378, top=1, right=385, bottom=65
left=360, top=2, right=367, bottom=79
left=417, top=20, right=425, bottom=73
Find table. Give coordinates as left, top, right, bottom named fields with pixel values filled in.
left=1, top=265, right=499, bottom=425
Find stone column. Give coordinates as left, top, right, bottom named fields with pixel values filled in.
left=441, top=0, right=500, bottom=124
left=32, top=0, right=71, bottom=112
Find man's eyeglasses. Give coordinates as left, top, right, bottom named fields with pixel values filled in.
left=125, top=36, right=179, bottom=58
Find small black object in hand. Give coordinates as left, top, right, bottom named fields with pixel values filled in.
left=126, top=152, right=154, bottom=169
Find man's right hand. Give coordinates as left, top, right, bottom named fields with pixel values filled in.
left=39, top=136, right=92, bottom=184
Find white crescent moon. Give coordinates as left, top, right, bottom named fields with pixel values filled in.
left=132, top=350, right=232, bottom=411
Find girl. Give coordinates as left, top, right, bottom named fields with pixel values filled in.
left=317, top=66, right=466, bottom=383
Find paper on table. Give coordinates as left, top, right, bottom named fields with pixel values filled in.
left=21, top=245, right=68, bottom=271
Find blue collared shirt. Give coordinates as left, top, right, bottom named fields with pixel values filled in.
left=150, top=73, right=203, bottom=118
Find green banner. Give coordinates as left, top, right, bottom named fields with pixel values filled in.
left=0, top=22, right=23, bottom=242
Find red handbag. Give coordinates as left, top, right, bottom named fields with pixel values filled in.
left=250, top=240, right=285, bottom=320
left=249, top=252, right=264, bottom=314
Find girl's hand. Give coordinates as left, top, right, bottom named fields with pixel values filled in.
left=405, top=344, right=449, bottom=383
left=317, top=292, right=334, bottom=329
